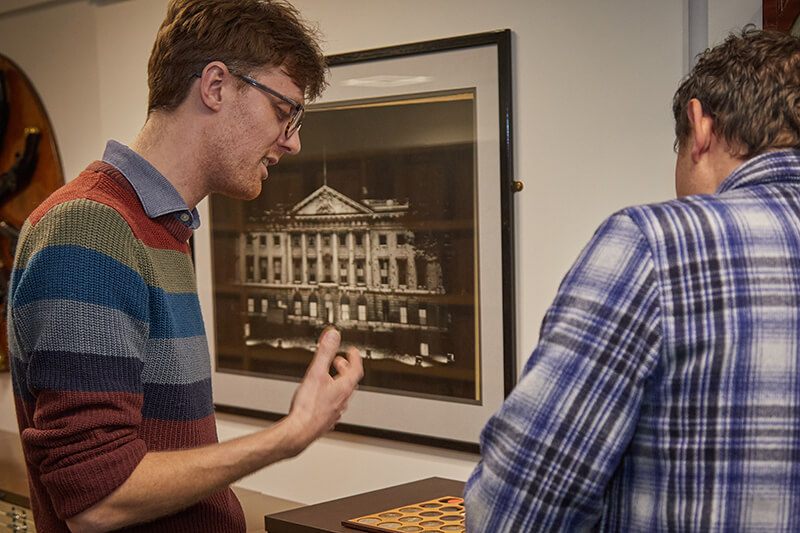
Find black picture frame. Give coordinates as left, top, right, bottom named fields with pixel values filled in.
left=196, top=30, right=516, bottom=452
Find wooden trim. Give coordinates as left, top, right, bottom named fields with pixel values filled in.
left=763, top=0, right=800, bottom=32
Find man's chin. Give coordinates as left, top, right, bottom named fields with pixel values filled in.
left=217, top=182, right=262, bottom=201
left=243, top=184, right=263, bottom=200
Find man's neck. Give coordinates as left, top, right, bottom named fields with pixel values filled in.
left=707, top=148, right=746, bottom=193
left=130, top=110, right=208, bottom=210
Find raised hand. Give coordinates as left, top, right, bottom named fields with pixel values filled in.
left=286, top=327, right=364, bottom=448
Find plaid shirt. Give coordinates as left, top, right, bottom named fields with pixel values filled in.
left=465, top=150, right=800, bottom=532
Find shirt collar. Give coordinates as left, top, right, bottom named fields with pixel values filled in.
left=717, top=149, right=800, bottom=194
left=101, top=140, right=200, bottom=229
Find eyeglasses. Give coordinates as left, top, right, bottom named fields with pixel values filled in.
left=234, top=73, right=304, bottom=139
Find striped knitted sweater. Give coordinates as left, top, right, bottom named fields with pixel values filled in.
left=8, top=161, right=245, bottom=532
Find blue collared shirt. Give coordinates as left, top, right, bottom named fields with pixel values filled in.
left=466, top=150, right=800, bottom=532
left=101, top=140, right=200, bottom=229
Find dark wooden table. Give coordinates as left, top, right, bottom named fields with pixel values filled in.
left=265, top=477, right=466, bottom=533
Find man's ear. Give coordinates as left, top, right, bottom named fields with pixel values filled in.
left=686, top=98, right=713, bottom=163
left=197, top=61, right=227, bottom=111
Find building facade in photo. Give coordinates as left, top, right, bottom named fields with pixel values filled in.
left=236, top=184, right=455, bottom=365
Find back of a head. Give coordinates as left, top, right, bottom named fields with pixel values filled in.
left=147, top=0, right=327, bottom=115
left=673, top=28, right=800, bottom=158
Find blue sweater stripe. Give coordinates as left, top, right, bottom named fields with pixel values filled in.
left=11, top=245, right=150, bottom=321
left=142, top=380, right=214, bottom=421
left=18, top=351, right=214, bottom=421
left=13, top=310, right=210, bottom=420
left=27, top=350, right=144, bottom=394
left=12, top=245, right=205, bottom=339
left=10, top=357, right=34, bottom=401
left=148, top=289, right=206, bottom=338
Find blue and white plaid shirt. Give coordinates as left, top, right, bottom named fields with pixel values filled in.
left=465, top=150, right=800, bottom=532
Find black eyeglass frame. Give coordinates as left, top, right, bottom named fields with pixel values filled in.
left=233, top=73, right=304, bottom=139
left=193, top=70, right=304, bottom=139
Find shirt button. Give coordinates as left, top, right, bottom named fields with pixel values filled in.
left=180, top=213, right=190, bottom=222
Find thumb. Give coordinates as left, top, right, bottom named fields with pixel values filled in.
left=306, top=327, right=341, bottom=376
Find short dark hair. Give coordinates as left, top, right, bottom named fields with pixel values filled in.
left=673, top=27, right=800, bottom=158
left=147, top=0, right=327, bottom=114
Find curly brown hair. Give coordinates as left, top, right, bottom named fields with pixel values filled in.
left=147, top=0, right=327, bottom=115
left=673, top=27, right=800, bottom=158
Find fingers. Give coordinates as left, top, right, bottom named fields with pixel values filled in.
left=287, top=331, right=364, bottom=443
left=346, top=346, right=364, bottom=381
left=332, top=346, right=363, bottom=386
left=332, top=356, right=349, bottom=375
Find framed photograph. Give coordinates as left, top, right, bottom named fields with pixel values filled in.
left=195, top=30, right=516, bottom=452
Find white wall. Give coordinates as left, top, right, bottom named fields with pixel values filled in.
left=0, top=0, right=761, bottom=505
left=708, top=0, right=762, bottom=47
left=685, top=0, right=762, bottom=73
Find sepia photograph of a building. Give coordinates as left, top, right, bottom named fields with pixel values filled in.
left=210, top=89, right=479, bottom=402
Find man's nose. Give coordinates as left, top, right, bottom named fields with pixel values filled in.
left=280, top=130, right=301, bottom=154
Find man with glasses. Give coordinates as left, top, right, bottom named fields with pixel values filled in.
left=7, top=1, right=363, bottom=532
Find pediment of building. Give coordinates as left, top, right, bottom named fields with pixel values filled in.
left=291, top=185, right=373, bottom=216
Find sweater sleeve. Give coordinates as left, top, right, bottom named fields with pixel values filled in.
left=464, top=212, right=663, bottom=532
left=9, top=198, right=151, bottom=519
